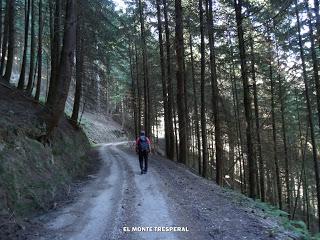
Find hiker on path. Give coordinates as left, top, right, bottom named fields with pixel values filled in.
left=135, top=131, right=151, bottom=175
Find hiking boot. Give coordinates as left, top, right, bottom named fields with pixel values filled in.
left=141, top=170, right=144, bottom=175
left=143, top=169, right=147, bottom=174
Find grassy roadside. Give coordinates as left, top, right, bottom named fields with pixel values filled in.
left=253, top=200, right=320, bottom=240
left=221, top=184, right=318, bottom=239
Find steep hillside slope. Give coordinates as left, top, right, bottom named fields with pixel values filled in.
left=0, top=84, right=91, bottom=238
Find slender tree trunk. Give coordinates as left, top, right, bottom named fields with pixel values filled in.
left=173, top=101, right=179, bottom=161
left=0, top=0, right=9, bottom=77
left=314, top=0, right=320, bottom=50
left=292, top=99, right=307, bottom=220
left=135, top=42, right=142, bottom=134
left=0, top=0, right=3, bottom=54
left=129, top=42, right=138, bottom=137
left=46, top=0, right=77, bottom=137
left=229, top=34, right=245, bottom=193
left=35, top=0, right=43, bottom=101
left=305, top=0, right=320, bottom=138
left=138, top=0, right=151, bottom=137
left=175, top=0, right=187, bottom=164
left=191, top=119, right=195, bottom=166
left=183, top=55, right=190, bottom=152
left=49, top=0, right=53, bottom=54
left=230, top=61, right=239, bottom=188
left=234, top=0, right=256, bottom=199
left=189, top=32, right=201, bottom=174
left=295, top=0, right=320, bottom=230
left=163, top=0, right=175, bottom=160
left=276, top=42, right=291, bottom=212
left=156, top=0, right=170, bottom=158
left=228, top=125, right=235, bottom=188
left=303, top=166, right=310, bottom=229
left=199, top=0, right=207, bottom=177
left=46, top=54, right=49, bottom=99
left=71, top=12, right=83, bottom=124
left=26, top=0, right=35, bottom=93
left=17, top=0, right=31, bottom=89
left=250, top=37, right=265, bottom=201
left=268, top=30, right=282, bottom=209
left=206, top=0, right=223, bottom=185
left=3, top=0, right=14, bottom=83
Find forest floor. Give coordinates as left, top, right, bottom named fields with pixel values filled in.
left=22, top=113, right=300, bottom=240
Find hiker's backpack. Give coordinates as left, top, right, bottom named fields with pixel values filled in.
left=139, top=136, right=149, bottom=151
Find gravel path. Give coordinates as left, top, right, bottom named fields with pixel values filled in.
left=32, top=142, right=295, bottom=240
left=30, top=114, right=296, bottom=240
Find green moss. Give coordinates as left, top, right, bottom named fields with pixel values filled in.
left=0, top=122, right=90, bottom=217
left=255, top=200, right=312, bottom=239
left=283, top=221, right=309, bottom=238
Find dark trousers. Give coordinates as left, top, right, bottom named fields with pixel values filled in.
left=139, top=150, right=148, bottom=171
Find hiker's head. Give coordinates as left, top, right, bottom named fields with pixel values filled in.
left=140, top=131, right=145, bottom=136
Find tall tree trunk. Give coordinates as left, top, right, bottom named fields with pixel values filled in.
left=189, top=32, right=201, bottom=174
left=46, top=0, right=77, bottom=137
left=227, top=123, right=235, bottom=188
left=129, top=41, right=138, bottom=137
left=156, top=0, right=170, bottom=158
left=305, top=0, right=320, bottom=137
left=49, top=0, right=53, bottom=55
left=35, top=0, right=43, bottom=101
left=175, top=0, right=187, bottom=164
left=229, top=33, right=245, bottom=193
left=314, top=0, right=320, bottom=50
left=135, top=42, right=142, bottom=134
left=0, top=0, right=9, bottom=77
left=292, top=94, right=309, bottom=223
left=17, top=0, right=31, bottom=90
left=268, top=30, right=282, bottom=209
left=199, top=0, right=207, bottom=177
left=26, top=0, right=35, bottom=93
left=47, top=0, right=62, bottom=107
left=3, top=0, right=14, bottom=83
left=303, top=165, right=310, bottom=229
left=71, top=11, right=83, bottom=124
left=163, top=0, right=175, bottom=160
left=295, top=0, right=320, bottom=230
left=138, top=0, right=151, bottom=137
left=234, top=0, right=256, bottom=199
left=174, top=100, right=179, bottom=160
left=206, top=0, right=223, bottom=185
left=0, top=0, right=2, bottom=55
left=250, top=37, right=265, bottom=201
left=276, top=42, right=291, bottom=212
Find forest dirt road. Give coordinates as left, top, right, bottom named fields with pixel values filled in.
left=32, top=115, right=295, bottom=240
left=35, top=142, right=295, bottom=240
